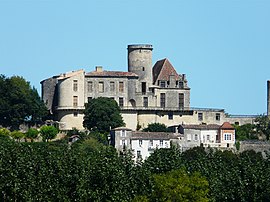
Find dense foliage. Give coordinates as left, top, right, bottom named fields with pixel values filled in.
left=255, top=115, right=270, bottom=140
left=234, top=115, right=270, bottom=140
left=0, top=75, right=48, bottom=130
left=1, top=135, right=270, bottom=201
left=83, top=97, right=125, bottom=133
left=25, top=128, right=39, bottom=142
left=142, top=122, right=169, bottom=132
left=40, top=125, right=58, bottom=142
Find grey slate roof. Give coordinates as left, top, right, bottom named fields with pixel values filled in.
left=181, top=124, right=220, bottom=130
left=131, top=132, right=181, bottom=140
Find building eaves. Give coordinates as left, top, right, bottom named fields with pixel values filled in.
left=182, top=124, right=220, bottom=130
left=85, top=71, right=138, bottom=78
left=111, top=127, right=133, bottom=131
left=131, top=132, right=180, bottom=140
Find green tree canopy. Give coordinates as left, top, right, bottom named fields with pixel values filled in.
left=83, top=97, right=125, bottom=133
left=0, top=75, right=48, bottom=130
left=255, top=115, right=270, bottom=140
left=138, top=168, right=209, bottom=202
left=0, top=128, right=11, bottom=137
left=25, top=128, right=39, bottom=142
left=142, top=122, right=169, bottom=132
left=234, top=123, right=257, bottom=140
left=40, top=126, right=58, bottom=142
left=10, top=130, right=24, bottom=142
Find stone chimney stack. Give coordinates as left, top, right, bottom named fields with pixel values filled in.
left=267, top=80, right=270, bottom=116
left=95, top=66, right=103, bottom=72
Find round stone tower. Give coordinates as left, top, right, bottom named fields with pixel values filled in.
left=127, top=44, right=153, bottom=85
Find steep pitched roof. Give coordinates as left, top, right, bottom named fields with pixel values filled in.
left=220, top=122, right=234, bottom=129
left=86, top=70, right=138, bottom=77
left=152, top=58, right=180, bottom=84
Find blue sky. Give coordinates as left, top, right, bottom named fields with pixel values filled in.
left=0, top=0, right=269, bottom=115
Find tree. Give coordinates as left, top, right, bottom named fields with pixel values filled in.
left=83, top=97, right=125, bottom=133
left=40, top=126, right=58, bottom=142
left=139, top=168, right=209, bottom=202
left=25, top=128, right=39, bottom=142
left=0, top=75, right=48, bottom=130
left=0, top=128, right=11, bottom=137
left=10, top=130, right=24, bottom=142
left=234, top=123, right=257, bottom=140
left=255, top=115, right=270, bottom=140
left=142, top=123, right=169, bottom=132
left=143, top=145, right=182, bottom=174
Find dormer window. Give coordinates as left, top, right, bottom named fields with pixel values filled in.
left=179, top=81, right=184, bottom=89
left=160, top=81, right=166, bottom=88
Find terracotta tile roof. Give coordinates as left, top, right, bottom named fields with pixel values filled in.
left=57, top=69, right=85, bottom=80
left=131, top=132, right=180, bottom=140
left=181, top=124, right=220, bottom=130
left=86, top=70, right=138, bottom=77
left=152, top=58, right=180, bottom=84
left=220, top=122, right=234, bottom=129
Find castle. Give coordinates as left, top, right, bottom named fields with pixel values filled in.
left=41, top=44, right=256, bottom=131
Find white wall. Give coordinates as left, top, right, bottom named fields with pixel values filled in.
left=131, top=139, right=170, bottom=161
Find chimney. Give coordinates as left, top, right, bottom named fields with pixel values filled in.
left=182, top=74, right=186, bottom=81
left=96, top=66, right=103, bottom=72
left=267, top=80, right=270, bottom=117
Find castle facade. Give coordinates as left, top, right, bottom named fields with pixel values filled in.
left=41, top=44, right=255, bottom=131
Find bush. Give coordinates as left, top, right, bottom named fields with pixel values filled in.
left=40, top=126, right=58, bottom=142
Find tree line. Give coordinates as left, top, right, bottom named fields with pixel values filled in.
left=1, top=133, right=270, bottom=201
left=0, top=75, right=48, bottom=130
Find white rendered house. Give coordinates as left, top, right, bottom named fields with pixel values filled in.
left=110, top=127, right=180, bottom=161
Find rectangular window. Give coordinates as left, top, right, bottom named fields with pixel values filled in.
left=198, top=112, right=203, bottom=121
left=224, top=133, right=232, bottom=141
left=143, top=97, right=148, bottom=107
left=119, top=97, right=124, bottom=107
left=194, top=134, right=198, bottom=141
left=73, top=80, right=78, bottom=92
left=110, top=82, right=115, bottom=92
left=73, top=112, right=78, bottom=117
left=207, top=135, right=210, bottom=141
left=179, top=93, right=184, bottom=109
left=87, top=81, right=93, bottom=92
left=179, top=81, right=184, bottom=89
left=160, top=140, right=163, bottom=146
left=73, top=96, right=78, bottom=107
left=150, top=140, right=153, bottom=147
left=98, top=82, right=104, bottom=92
left=122, top=139, right=126, bottom=147
left=160, top=81, right=166, bottom=88
left=137, top=150, right=141, bottom=159
left=139, top=140, right=142, bottom=146
left=121, top=130, right=126, bottom=137
left=142, top=82, right=146, bottom=94
left=168, top=112, right=173, bottom=120
left=160, top=93, right=166, bottom=108
left=216, top=113, right=220, bottom=121
left=119, top=82, right=124, bottom=93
